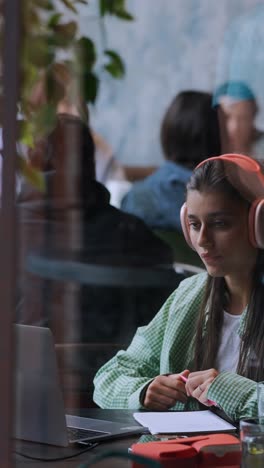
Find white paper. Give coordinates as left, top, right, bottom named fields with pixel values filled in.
left=133, top=410, right=236, bottom=434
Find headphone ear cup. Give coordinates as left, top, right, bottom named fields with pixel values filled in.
left=248, top=199, right=264, bottom=249
left=180, top=203, right=195, bottom=250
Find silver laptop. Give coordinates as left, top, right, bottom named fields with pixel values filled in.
left=14, top=324, right=147, bottom=447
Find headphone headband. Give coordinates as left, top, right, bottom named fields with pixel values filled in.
left=195, top=153, right=264, bottom=202
left=196, top=153, right=263, bottom=173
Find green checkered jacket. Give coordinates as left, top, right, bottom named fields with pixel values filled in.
left=93, top=273, right=258, bottom=421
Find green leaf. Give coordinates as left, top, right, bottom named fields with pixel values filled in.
left=99, top=0, right=110, bottom=16
left=52, top=21, right=78, bottom=46
left=112, top=1, right=134, bottom=20
left=114, top=10, right=134, bottom=20
left=47, top=13, right=62, bottom=28
left=104, top=49, right=125, bottom=78
left=76, top=36, right=96, bottom=71
left=59, top=0, right=78, bottom=13
left=20, top=120, right=35, bottom=148
left=99, top=0, right=134, bottom=20
left=113, top=0, right=125, bottom=8
left=21, top=63, right=38, bottom=96
left=25, top=36, right=55, bottom=67
left=18, top=155, right=46, bottom=192
left=82, top=71, right=99, bottom=103
left=99, top=0, right=120, bottom=16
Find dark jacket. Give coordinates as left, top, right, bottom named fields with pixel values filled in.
left=17, top=178, right=180, bottom=405
left=17, top=178, right=176, bottom=345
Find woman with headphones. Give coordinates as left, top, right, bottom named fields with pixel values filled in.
left=93, top=153, right=264, bottom=422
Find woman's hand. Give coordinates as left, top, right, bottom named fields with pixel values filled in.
left=143, top=370, right=190, bottom=410
left=185, top=368, right=219, bottom=406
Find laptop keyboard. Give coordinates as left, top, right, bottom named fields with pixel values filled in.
left=67, top=426, right=108, bottom=441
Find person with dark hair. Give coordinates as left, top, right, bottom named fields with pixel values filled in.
left=17, top=115, right=177, bottom=403
left=94, top=153, right=264, bottom=422
left=18, top=114, right=175, bottom=340
left=44, top=114, right=173, bottom=268
left=213, top=81, right=264, bottom=158
left=121, top=91, right=221, bottom=230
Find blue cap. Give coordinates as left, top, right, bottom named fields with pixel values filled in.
left=213, top=81, right=256, bottom=107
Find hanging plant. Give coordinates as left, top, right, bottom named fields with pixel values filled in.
left=13, top=0, right=134, bottom=189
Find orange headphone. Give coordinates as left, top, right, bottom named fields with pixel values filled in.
left=180, top=154, right=264, bottom=250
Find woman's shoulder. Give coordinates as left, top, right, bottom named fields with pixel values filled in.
left=178, top=271, right=207, bottom=289
left=169, top=271, right=207, bottom=304
left=159, top=272, right=207, bottom=324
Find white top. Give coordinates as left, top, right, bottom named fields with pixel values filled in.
left=215, top=310, right=241, bottom=373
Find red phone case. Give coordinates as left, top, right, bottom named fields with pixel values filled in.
left=131, top=433, right=241, bottom=468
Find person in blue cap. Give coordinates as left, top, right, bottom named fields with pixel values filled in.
left=213, top=81, right=264, bottom=159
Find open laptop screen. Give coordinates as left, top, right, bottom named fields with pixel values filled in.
left=14, top=324, right=147, bottom=446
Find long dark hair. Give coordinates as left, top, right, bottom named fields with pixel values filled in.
left=160, top=91, right=221, bottom=168
left=188, top=159, right=264, bottom=381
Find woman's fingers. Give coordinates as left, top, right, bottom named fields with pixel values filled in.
left=191, top=382, right=208, bottom=404
left=185, top=368, right=219, bottom=403
left=143, top=374, right=188, bottom=409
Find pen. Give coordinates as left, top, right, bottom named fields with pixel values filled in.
left=180, top=374, right=217, bottom=406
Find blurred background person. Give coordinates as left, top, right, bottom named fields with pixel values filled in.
left=121, top=90, right=221, bottom=231
left=214, top=4, right=264, bottom=159
left=213, top=81, right=264, bottom=158
left=18, top=114, right=175, bottom=341
left=17, top=115, right=177, bottom=404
